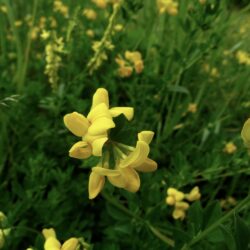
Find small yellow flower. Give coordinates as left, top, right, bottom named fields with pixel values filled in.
left=114, top=24, right=123, bottom=32
left=0, top=5, right=7, bottom=13
left=86, top=29, right=95, bottom=38
left=14, top=20, right=23, bottom=27
left=199, top=0, right=206, bottom=5
left=92, top=0, right=108, bottom=9
left=41, top=30, right=50, bottom=40
left=157, top=0, right=178, bottom=16
left=54, top=0, right=69, bottom=18
left=187, top=103, right=197, bottom=113
left=223, top=142, right=237, bottom=154
left=83, top=8, right=97, bottom=20
left=185, top=186, right=201, bottom=202
left=236, top=50, right=250, bottom=65
left=42, top=228, right=79, bottom=250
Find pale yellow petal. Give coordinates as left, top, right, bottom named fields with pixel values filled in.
left=61, top=238, right=79, bottom=250
left=64, top=112, right=89, bottom=137
left=134, top=158, right=157, bottom=172
left=92, top=137, right=108, bottom=156
left=138, top=131, right=154, bottom=144
left=121, top=167, right=140, bottom=192
left=88, top=117, right=115, bottom=136
left=241, top=118, right=250, bottom=146
left=120, top=141, right=149, bottom=168
left=88, top=172, right=105, bottom=199
left=42, top=228, right=57, bottom=240
left=69, top=141, right=92, bottom=159
left=172, top=209, right=185, bottom=220
left=107, top=174, right=126, bottom=188
left=185, top=186, right=201, bottom=202
left=44, top=237, right=61, bottom=250
left=109, top=107, right=134, bottom=121
left=92, top=166, right=121, bottom=176
left=92, top=88, right=109, bottom=109
left=175, top=201, right=189, bottom=210
left=87, top=103, right=111, bottom=122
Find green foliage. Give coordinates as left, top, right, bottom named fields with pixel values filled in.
left=0, top=0, right=250, bottom=249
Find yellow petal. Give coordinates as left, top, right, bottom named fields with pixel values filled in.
left=241, top=118, right=250, bottom=146
left=44, top=237, right=61, bottom=250
left=64, top=112, right=89, bottom=137
left=42, top=228, right=57, bottom=240
left=185, top=186, right=201, bottom=202
left=87, top=103, right=111, bottom=122
left=69, top=141, right=92, bottom=159
left=92, top=88, right=109, bottom=109
left=165, top=196, right=175, bottom=205
left=61, top=238, right=79, bottom=250
left=172, top=209, right=185, bottom=220
left=107, top=174, right=126, bottom=188
left=175, top=201, right=189, bottom=210
left=92, top=137, right=108, bottom=156
left=88, top=117, right=115, bottom=136
left=121, top=167, right=140, bottom=192
left=109, top=107, right=134, bottom=121
left=88, top=172, right=105, bottom=199
left=134, top=158, right=157, bottom=172
left=120, top=141, right=149, bottom=168
left=92, top=166, right=121, bottom=176
left=138, top=131, right=154, bottom=144
left=167, top=187, right=178, bottom=196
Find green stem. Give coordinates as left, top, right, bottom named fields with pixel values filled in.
left=181, top=194, right=250, bottom=250
left=86, top=2, right=122, bottom=74
left=102, top=192, right=175, bottom=247
left=19, top=0, right=39, bottom=92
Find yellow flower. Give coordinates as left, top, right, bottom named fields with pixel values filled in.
left=64, top=88, right=134, bottom=158
left=187, top=103, right=197, bottom=113
left=42, top=228, right=79, bottom=250
left=125, top=51, right=144, bottom=74
left=86, top=29, right=95, bottom=38
left=0, top=5, right=7, bottom=13
left=166, top=187, right=185, bottom=205
left=92, top=0, right=108, bottom=9
left=185, top=186, right=201, bottom=202
left=88, top=131, right=157, bottom=199
left=114, top=24, right=123, bottom=32
left=223, top=142, right=237, bottom=154
left=157, top=0, right=178, bottom=16
left=41, top=30, right=50, bottom=40
left=0, top=229, right=11, bottom=249
left=14, top=20, right=23, bottom=27
left=236, top=50, right=250, bottom=65
left=199, top=0, right=206, bottom=4
left=83, top=8, right=97, bottom=20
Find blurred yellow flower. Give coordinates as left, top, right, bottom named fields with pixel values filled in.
left=223, top=142, right=237, bottom=154
left=199, top=0, right=206, bottom=5
left=115, top=51, right=144, bottom=77
left=54, top=0, right=69, bottom=18
left=92, top=0, right=108, bottom=9
left=86, top=29, right=95, bottom=38
left=42, top=228, right=79, bottom=250
left=157, top=0, right=178, bottom=16
left=41, top=30, right=50, bottom=40
left=83, top=8, right=97, bottom=20
left=185, top=186, right=201, bottom=201
left=187, top=103, right=197, bottom=113
left=236, top=50, right=250, bottom=65
left=14, top=20, right=23, bottom=27
left=0, top=5, right=7, bottom=13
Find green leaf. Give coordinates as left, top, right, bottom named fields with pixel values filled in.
left=234, top=214, right=250, bottom=250
left=188, top=201, right=203, bottom=235
left=220, top=225, right=236, bottom=250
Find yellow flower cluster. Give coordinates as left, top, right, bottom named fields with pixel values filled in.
left=0, top=212, right=11, bottom=249
left=241, top=118, right=250, bottom=152
left=115, top=51, right=144, bottom=78
left=42, top=228, right=79, bottom=250
left=220, top=196, right=237, bottom=210
left=187, top=103, right=197, bottom=114
left=236, top=50, right=250, bottom=65
left=44, top=33, right=64, bottom=90
left=166, top=187, right=201, bottom=220
left=157, top=0, right=178, bottom=16
left=54, top=0, right=69, bottom=18
left=223, top=142, right=237, bottom=154
left=64, top=88, right=157, bottom=199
